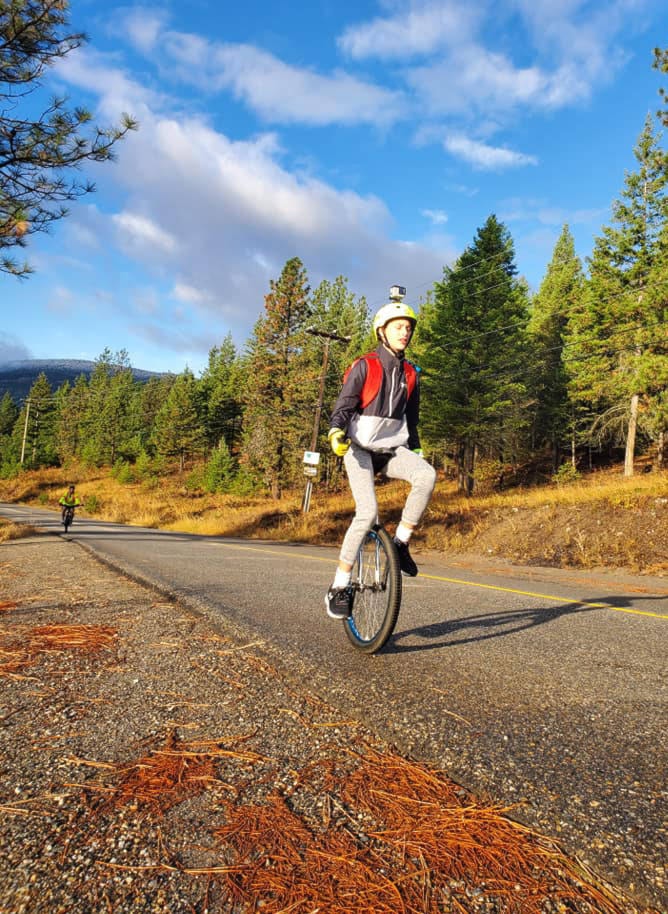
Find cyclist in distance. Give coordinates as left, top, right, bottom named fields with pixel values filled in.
left=59, top=484, right=82, bottom=522
left=325, top=287, right=436, bottom=620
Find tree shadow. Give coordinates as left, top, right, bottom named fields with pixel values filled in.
left=385, top=592, right=666, bottom=654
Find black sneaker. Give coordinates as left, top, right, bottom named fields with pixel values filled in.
left=325, top=586, right=353, bottom=620
left=393, top=537, right=418, bottom=577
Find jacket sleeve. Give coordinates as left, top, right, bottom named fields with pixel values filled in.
left=329, top=359, right=367, bottom=433
left=406, top=372, right=421, bottom=451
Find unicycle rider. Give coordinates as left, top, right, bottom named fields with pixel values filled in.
left=325, top=286, right=436, bottom=619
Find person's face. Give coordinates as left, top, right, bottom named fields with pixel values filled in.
left=383, top=318, right=413, bottom=352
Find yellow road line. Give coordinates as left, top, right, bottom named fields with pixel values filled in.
left=421, top=572, right=667, bottom=619
left=210, top=542, right=667, bottom=620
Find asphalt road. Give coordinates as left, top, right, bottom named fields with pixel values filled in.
left=2, top=503, right=667, bottom=911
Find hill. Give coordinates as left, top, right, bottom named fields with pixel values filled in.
left=0, top=359, right=167, bottom=402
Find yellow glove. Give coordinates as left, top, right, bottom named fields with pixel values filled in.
left=328, top=428, right=351, bottom=457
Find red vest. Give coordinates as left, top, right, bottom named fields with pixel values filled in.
left=343, top=352, right=417, bottom=409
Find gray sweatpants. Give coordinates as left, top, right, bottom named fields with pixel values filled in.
left=339, top=443, right=437, bottom=566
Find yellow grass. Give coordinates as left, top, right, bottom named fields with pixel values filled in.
left=0, top=462, right=666, bottom=572
left=0, top=519, right=38, bottom=543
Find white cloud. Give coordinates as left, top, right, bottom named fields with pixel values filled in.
left=149, top=30, right=406, bottom=127
left=53, top=55, right=450, bottom=357
left=121, top=7, right=168, bottom=54
left=338, top=2, right=478, bottom=60
left=445, top=134, right=537, bottom=170
left=421, top=208, right=448, bottom=225
left=212, top=44, right=407, bottom=127
left=171, top=282, right=212, bottom=305
left=112, top=212, right=179, bottom=255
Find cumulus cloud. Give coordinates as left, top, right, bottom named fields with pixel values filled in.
left=52, top=50, right=451, bottom=358
left=445, top=134, right=538, bottom=170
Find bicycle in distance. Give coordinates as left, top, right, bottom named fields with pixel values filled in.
left=61, top=504, right=77, bottom=533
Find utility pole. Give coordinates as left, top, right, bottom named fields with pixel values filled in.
left=302, top=328, right=351, bottom=513
left=20, top=398, right=31, bottom=465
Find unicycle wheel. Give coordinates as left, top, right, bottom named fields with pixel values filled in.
left=344, top=525, right=401, bottom=653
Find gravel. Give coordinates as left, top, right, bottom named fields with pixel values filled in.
left=0, top=534, right=662, bottom=914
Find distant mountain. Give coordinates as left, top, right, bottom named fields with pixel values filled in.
left=0, top=359, right=168, bottom=403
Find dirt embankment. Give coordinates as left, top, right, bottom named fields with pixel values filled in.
left=420, top=496, right=668, bottom=576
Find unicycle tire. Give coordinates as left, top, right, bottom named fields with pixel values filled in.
left=344, top=524, right=401, bottom=654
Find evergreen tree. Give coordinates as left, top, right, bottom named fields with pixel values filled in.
left=242, top=257, right=312, bottom=498
left=14, top=372, right=57, bottom=467
left=1, top=0, right=137, bottom=275
left=306, top=276, right=369, bottom=456
left=420, top=215, right=530, bottom=494
left=135, top=374, right=176, bottom=456
left=654, top=47, right=668, bottom=128
left=0, top=391, right=18, bottom=435
left=566, top=116, right=668, bottom=475
left=198, top=334, right=244, bottom=451
left=0, top=391, right=19, bottom=469
left=54, top=373, right=87, bottom=462
left=79, top=349, right=135, bottom=465
left=152, top=369, right=206, bottom=471
left=527, top=225, right=584, bottom=469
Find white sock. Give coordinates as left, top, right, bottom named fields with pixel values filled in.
left=333, top=569, right=352, bottom=589
left=395, top=523, right=413, bottom=544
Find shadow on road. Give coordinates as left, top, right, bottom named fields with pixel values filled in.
left=386, top=592, right=665, bottom=654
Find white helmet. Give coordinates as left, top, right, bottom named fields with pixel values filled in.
left=372, top=302, right=417, bottom=339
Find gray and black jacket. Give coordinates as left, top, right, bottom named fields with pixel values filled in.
left=329, top=344, right=421, bottom=454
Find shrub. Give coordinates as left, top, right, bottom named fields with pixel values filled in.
left=552, top=463, right=581, bottom=485
left=112, top=460, right=136, bottom=484
left=84, top=494, right=100, bottom=514
left=202, top=443, right=236, bottom=494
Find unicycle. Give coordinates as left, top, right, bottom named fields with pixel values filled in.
left=344, top=524, right=402, bottom=654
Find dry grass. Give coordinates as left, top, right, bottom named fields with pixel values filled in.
left=1, top=462, right=666, bottom=572
left=0, top=518, right=38, bottom=543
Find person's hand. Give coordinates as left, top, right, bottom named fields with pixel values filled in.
left=328, top=428, right=351, bottom=457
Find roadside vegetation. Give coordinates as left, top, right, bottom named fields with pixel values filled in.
left=1, top=462, right=666, bottom=575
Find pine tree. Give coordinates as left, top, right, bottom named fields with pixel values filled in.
left=306, top=276, right=369, bottom=459
left=152, top=369, right=206, bottom=471
left=14, top=372, right=57, bottom=467
left=242, top=257, right=312, bottom=498
left=566, top=115, right=668, bottom=475
left=135, top=375, right=177, bottom=456
left=198, top=334, right=244, bottom=452
left=528, top=225, right=584, bottom=469
left=0, top=391, right=18, bottom=435
left=420, top=215, right=530, bottom=494
left=0, top=391, right=19, bottom=469
left=654, top=47, right=668, bottom=128
left=1, top=0, right=137, bottom=275
left=79, top=349, right=135, bottom=465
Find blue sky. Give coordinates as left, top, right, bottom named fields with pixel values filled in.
left=2, top=0, right=666, bottom=375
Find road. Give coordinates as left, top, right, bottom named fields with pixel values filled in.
left=2, top=503, right=667, bottom=910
